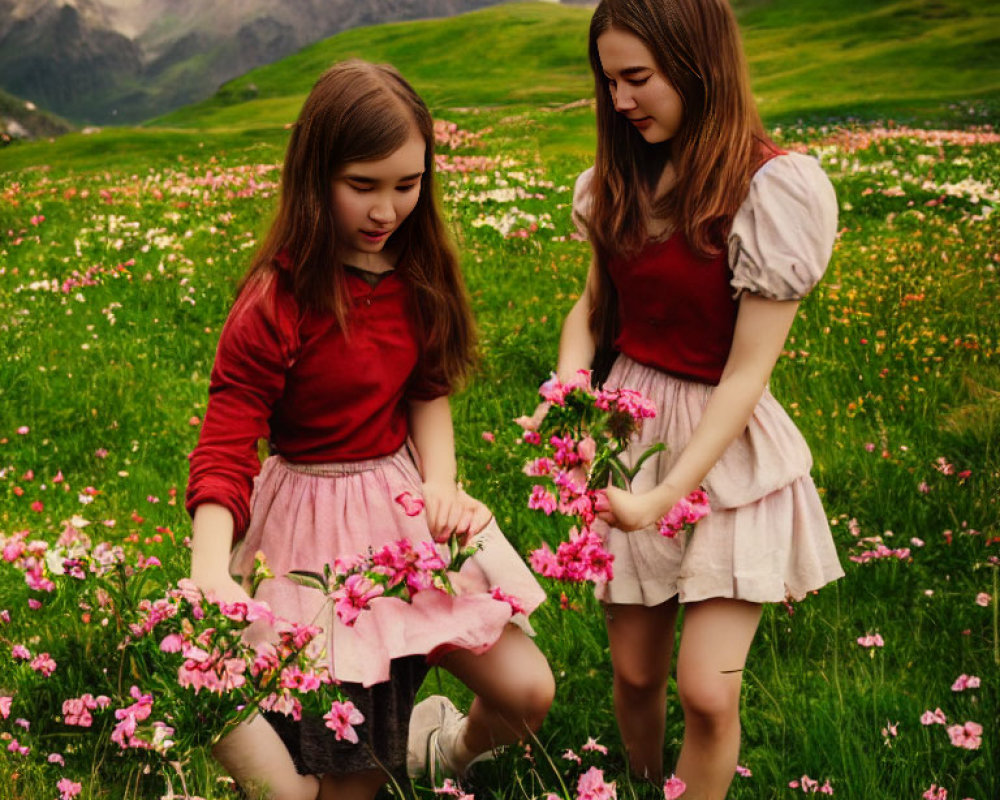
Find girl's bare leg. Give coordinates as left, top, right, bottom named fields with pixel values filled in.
left=212, top=714, right=319, bottom=800
left=674, top=598, right=762, bottom=800
left=436, top=624, right=555, bottom=771
left=604, top=598, right=680, bottom=783
left=317, top=769, right=386, bottom=800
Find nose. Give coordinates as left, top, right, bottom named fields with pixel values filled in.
left=612, top=84, right=636, bottom=113
left=368, top=193, right=395, bottom=225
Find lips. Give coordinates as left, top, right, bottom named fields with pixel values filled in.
left=360, top=229, right=391, bottom=244
left=627, top=116, right=653, bottom=130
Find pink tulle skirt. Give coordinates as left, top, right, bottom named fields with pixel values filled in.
left=595, top=355, right=844, bottom=606
left=231, top=447, right=546, bottom=687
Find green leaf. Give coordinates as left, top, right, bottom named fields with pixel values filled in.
left=284, top=570, right=329, bottom=592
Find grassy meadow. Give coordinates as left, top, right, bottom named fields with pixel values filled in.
left=1, top=1, right=998, bottom=798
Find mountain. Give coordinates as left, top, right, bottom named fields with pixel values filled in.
left=0, top=0, right=520, bottom=125
left=0, top=86, right=75, bottom=143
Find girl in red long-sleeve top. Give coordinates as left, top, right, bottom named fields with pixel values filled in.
left=186, top=60, right=552, bottom=800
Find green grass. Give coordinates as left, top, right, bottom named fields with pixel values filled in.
left=1, top=2, right=998, bottom=799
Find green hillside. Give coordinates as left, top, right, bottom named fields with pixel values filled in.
left=1, top=0, right=998, bottom=173
left=152, top=0, right=998, bottom=130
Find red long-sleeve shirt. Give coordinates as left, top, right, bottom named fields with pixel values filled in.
left=185, top=268, right=445, bottom=540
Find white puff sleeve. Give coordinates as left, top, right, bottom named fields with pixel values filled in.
left=728, top=152, right=838, bottom=301
left=571, top=166, right=596, bottom=239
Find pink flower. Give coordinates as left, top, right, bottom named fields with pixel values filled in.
left=323, top=700, right=364, bottom=743
left=921, top=708, right=947, bottom=726
left=562, top=748, right=582, bottom=764
left=260, top=689, right=302, bottom=720
left=395, top=491, right=425, bottom=517
left=856, top=633, right=884, bottom=648
left=62, top=698, right=93, bottom=727
left=923, top=785, right=948, bottom=800
left=951, top=674, right=981, bottom=692
left=491, top=587, right=526, bottom=615
left=331, top=574, right=385, bottom=626
left=0, top=696, right=12, bottom=719
left=934, top=457, right=955, bottom=475
left=522, top=430, right=542, bottom=445
left=57, top=777, right=82, bottom=799
left=48, top=752, right=65, bottom=766
left=159, top=633, right=184, bottom=653
left=946, top=721, right=982, bottom=750
left=434, top=779, right=464, bottom=796
left=528, top=485, right=558, bottom=515
left=30, top=652, right=57, bottom=676
left=735, top=764, right=752, bottom=777
left=17, top=426, right=29, bottom=435
left=658, top=490, right=711, bottom=537
left=576, top=766, right=616, bottom=800
left=581, top=736, right=608, bottom=755
left=12, top=644, right=31, bottom=659
left=975, top=592, right=990, bottom=607
left=524, top=457, right=555, bottom=477
left=663, top=776, right=686, bottom=799
left=481, top=431, right=495, bottom=443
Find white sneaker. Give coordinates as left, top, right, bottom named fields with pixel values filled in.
left=406, top=695, right=464, bottom=781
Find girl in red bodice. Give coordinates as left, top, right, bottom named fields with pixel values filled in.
left=556, top=1, right=844, bottom=796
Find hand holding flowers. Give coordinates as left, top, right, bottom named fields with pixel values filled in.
left=519, top=371, right=711, bottom=585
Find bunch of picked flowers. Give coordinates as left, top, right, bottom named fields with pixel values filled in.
left=286, top=531, right=478, bottom=627
left=518, top=371, right=710, bottom=585
left=0, top=518, right=473, bottom=798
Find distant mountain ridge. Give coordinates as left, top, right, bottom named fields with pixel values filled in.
left=0, top=0, right=518, bottom=125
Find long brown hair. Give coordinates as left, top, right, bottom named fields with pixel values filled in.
left=585, top=0, right=775, bottom=364
left=239, top=59, right=476, bottom=390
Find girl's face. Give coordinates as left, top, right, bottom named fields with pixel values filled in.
left=331, top=128, right=425, bottom=269
left=596, top=28, right=683, bottom=145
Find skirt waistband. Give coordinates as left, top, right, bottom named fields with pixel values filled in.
left=277, top=447, right=404, bottom=477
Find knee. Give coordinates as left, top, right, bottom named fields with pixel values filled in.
left=613, top=662, right=670, bottom=697
left=677, top=675, right=741, bottom=730
left=514, top=665, right=556, bottom=732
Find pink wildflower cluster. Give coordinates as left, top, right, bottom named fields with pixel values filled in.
left=520, top=371, right=710, bottom=585
left=658, top=490, right=710, bottom=538
left=788, top=775, right=834, bottom=794
left=788, top=125, right=1000, bottom=153
left=56, top=777, right=83, bottom=800
left=434, top=154, right=501, bottom=173
left=107, top=685, right=175, bottom=755
left=433, top=119, right=491, bottom=150
left=328, top=538, right=456, bottom=626
left=920, top=707, right=983, bottom=750
left=848, top=541, right=911, bottom=564
left=62, top=693, right=111, bottom=727
left=951, top=674, right=980, bottom=692
left=663, top=776, right=687, bottom=799
left=576, top=766, right=617, bottom=800
left=530, top=527, right=614, bottom=585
